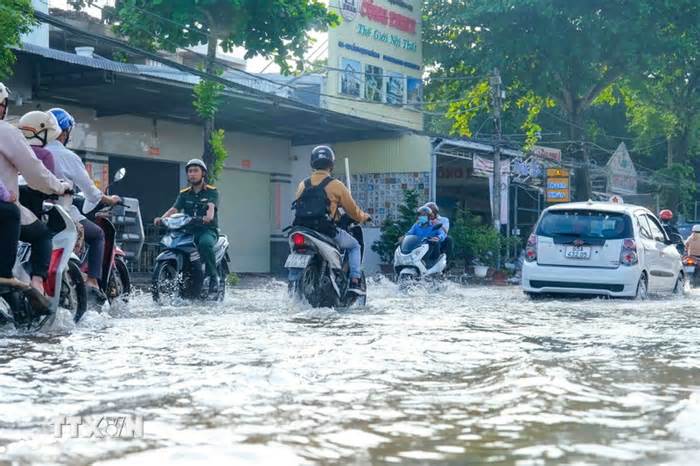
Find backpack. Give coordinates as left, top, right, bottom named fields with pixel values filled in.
left=292, top=177, right=337, bottom=237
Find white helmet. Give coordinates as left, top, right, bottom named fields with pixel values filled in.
left=692, top=225, right=700, bottom=233
left=0, top=82, right=9, bottom=120
left=19, top=111, right=62, bottom=146
left=185, top=158, right=207, bottom=172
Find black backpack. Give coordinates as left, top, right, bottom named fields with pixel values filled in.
left=292, top=177, right=337, bottom=237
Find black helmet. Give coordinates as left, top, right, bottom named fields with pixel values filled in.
left=310, top=145, right=336, bottom=170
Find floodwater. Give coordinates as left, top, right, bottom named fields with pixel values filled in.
left=1, top=279, right=699, bottom=465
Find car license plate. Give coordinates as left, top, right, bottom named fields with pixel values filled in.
left=285, top=253, right=312, bottom=269
left=684, top=266, right=695, bottom=274
left=565, top=245, right=591, bottom=259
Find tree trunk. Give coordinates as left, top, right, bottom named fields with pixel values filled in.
left=202, top=36, right=218, bottom=173
left=569, top=111, right=592, bottom=201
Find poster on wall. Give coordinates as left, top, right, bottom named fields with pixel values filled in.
left=386, top=73, right=405, bottom=105
left=406, top=77, right=422, bottom=106
left=365, top=64, right=384, bottom=102
left=340, top=57, right=362, bottom=97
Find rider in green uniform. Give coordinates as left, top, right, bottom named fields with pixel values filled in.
left=155, top=159, right=220, bottom=294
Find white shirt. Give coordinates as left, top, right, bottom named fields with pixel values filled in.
left=437, top=215, right=450, bottom=234
left=46, top=140, right=103, bottom=222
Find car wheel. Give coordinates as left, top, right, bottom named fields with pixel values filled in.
left=635, top=275, right=648, bottom=300
left=673, top=273, right=686, bottom=296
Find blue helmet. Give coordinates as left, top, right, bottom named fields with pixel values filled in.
left=48, top=108, right=75, bottom=132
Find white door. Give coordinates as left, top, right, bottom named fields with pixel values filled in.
left=646, top=214, right=681, bottom=290
left=636, top=214, right=663, bottom=291
left=644, top=214, right=676, bottom=290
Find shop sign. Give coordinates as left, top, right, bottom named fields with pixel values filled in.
left=360, top=0, right=417, bottom=34
left=532, top=145, right=561, bottom=163
left=545, top=168, right=570, bottom=203
left=607, top=142, right=638, bottom=195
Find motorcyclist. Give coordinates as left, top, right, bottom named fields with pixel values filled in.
left=685, top=225, right=700, bottom=257
left=16, top=111, right=64, bottom=295
left=0, top=82, right=72, bottom=305
left=424, top=202, right=453, bottom=265
left=155, top=159, right=220, bottom=295
left=405, top=206, right=446, bottom=263
left=293, top=146, right=370, bottom=294
left=46, top=108, right=120, bottom=300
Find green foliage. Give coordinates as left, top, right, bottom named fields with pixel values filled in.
left=208, top=129, right=228, bottom=183
left=105, top=0, right=337, bottom=74
left=450, top=210, right=520, bottom=268
left=193, top=78, right=225, bottom=121
left=372, top=190, right=421, bottom=263
left=653, top=164, right=697, bottom=218
left=226, top=272, right=240, bottom=287
left=0, top=0, right=36, bottom=79
left=424, top=0, right=666, bottom=199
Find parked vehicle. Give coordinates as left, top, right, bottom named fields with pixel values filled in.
left=522, top=201, right=684, bottom=299
left=393, top=225, right=447, bottom=288
left=1, top=200, right=86, bottom=330
left=285, top=222, right=367, bottom=308
left=152, top=214, right=230, bottom=302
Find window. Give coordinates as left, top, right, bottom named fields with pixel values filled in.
left=636, top=214, right=653, bottom=240
left=645, top=215, right=667, bottom=242
left=536, top=210, right=632, bottom=239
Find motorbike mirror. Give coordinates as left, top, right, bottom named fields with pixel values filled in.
left=113, top=168, right=126, bottom=183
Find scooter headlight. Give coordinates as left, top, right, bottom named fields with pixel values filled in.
left=161, top=235, right=173, bottom=248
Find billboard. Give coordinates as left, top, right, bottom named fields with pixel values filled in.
left=546, top=168, right=570, bottom=203
left=327, top=0, right=423, bottom=130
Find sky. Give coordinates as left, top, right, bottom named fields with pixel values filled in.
left=47, top=0, right=329, bottom=73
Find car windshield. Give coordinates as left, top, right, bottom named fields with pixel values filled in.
left=537, top=210, right=632, bottom=240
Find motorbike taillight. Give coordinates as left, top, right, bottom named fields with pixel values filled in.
left=683, top=256, right=696, bottom=266
left=292, top=233, right=305, bottom=248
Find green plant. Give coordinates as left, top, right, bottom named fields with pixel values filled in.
left=0, top=0, right=36, bottom=79
left=371, top=190, right=421, bottom=263
left=208, top=128, right=228, bottom=183
left=226, top=272, right=240, bottom=287
left=450, top=209, right=521, bottom=269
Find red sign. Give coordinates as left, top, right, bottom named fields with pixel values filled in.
left=241, top=160, right=251, bottom=169
left=148, top=146, right=160, bottom=156
left=360, top=0, right=416, bottom=34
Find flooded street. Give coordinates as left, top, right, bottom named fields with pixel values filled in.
left=1, top=280, right=699, bottom=465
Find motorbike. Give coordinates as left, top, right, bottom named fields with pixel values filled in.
left=683, top=255, right=700, bottom=287
left=393, top=224, right=447, bottom=289
left=73, top=168, right=131, bottom=306
left=151, top=214, right=230, bottom=302
left=285, top=221, right=367, bottom=308
left=0, top=200, right=87, bottom=330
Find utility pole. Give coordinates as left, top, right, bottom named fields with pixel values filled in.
left=490, top=68, right=504, bottom=269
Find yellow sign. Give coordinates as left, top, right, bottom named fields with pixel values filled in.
left=546, top=176, right=570, bottom=203
left=546, top=168, right=569, bottom=178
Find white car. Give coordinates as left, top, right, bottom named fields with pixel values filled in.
left=522, top=201, right=684, bottom=299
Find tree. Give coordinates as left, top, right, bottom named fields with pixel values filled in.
left=0, top=0, right=36, bottom=79
left=81, top=0, right=337, bottom=175
left=372, top=190, right=421, bottom=264
left=424, top=0, right=663, bottom=200
left=622, top=0, right=699, bottom=168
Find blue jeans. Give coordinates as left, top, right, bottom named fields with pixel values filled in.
left=334, top=228, right=361, bottom=279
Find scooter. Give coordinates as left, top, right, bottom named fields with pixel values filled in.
left=73, top=168, right=132, bottom=305
left=0, top=200, right=87, bottom=330
left=683, top=255, right=700, bottom=287
left=393, top=224, right=447, bottom=289
left=152, top=214, right=230, bottom=303
left=285, top=220, right=367, bottom=308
